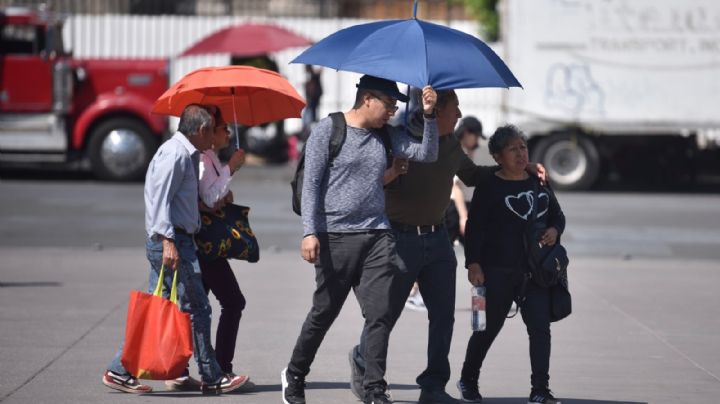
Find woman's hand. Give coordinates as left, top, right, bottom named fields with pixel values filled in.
left=540, top=226, right=558, bottom=246
left=392, top=157, right=409, bottom=175
left=228, top=149, right=246, bottom=173
left=467, top=263, right=485, bottom=286
left=199, top=200, right=215, bottom=212
left=383, top=158, right=408, bottom=185
left=211, top=198, right=227, bottom=211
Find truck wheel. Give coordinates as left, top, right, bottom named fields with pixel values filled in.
left=88, top=118, right=158, bottom=181
left=531, top=133, right=600, bottom=191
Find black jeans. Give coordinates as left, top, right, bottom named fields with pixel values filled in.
left=355, top=226, right=457, bottom=391
left=460, top=268, right=552, bottom=390
left=200, top=257, right=246, bottom=374
left=287, top=231, right=402, bottom=391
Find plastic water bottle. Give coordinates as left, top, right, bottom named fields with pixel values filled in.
left=471, top=285, right=486, bottom=332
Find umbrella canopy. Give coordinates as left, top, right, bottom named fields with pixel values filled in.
left=291, top=18, right=521, bottom=90
left=152, top=66, right=305, bottom=127
left=180, top=23, right=313, bottom=57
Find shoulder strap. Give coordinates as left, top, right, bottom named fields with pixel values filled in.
left=378, top=125, right=393, bottom=166
left=328, top=112, right=347, bottom=163
left=528, top=179, right=540, bottom=224
left=205, top=152, right=220, bottom=177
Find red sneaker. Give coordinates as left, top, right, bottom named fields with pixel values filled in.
left=201, top=373, right=250, bottom=395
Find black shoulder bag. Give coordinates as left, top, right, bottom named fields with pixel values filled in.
left=524, top=180, right=572, bottom=322
left=525, top=181, right=568, bottom=287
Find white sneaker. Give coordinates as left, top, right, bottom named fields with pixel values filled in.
left=405, top=293, right=427, bottom=312
left=165, top=375, right=202, bottom=391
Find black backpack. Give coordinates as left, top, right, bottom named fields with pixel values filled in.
left=291, top=112, right=392, bottom=216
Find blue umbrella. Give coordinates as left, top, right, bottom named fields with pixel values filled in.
left=291, top=1, right=521, bottom=90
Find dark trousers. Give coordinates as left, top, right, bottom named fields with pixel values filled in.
left=200, top=257, right=246, bottom=374
left=287, top=231, right=401, bottom=391
left=355, top=226, right=457, bottom=391
left=460, top=268, right=552, bottom=390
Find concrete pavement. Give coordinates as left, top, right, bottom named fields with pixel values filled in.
left=1, top=244, right=719, bottom=403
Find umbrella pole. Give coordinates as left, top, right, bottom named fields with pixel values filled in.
left=231, top=87, right=240, bottom=150
left=403, top=84, right=410, bottom=130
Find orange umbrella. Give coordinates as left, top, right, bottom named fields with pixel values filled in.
left=152, top=66, right=305, bottom=128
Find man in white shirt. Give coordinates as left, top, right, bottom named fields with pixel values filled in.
left=101, top=104, right=247, bottom=395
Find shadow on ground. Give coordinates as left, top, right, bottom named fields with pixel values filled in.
left=393, top=399, right=646, bottom=404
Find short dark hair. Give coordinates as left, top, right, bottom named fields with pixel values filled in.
left=435, top=90, right=457, bottom=109
left=177, top=104, right=214, bottom=137
left=454, top=116, right=483, bottom=139
left=352, top=88, right=373, bottom=109
left=488, top=124, right=527, bottom=155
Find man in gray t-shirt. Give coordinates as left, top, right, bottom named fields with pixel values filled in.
left=281, top=75, right=438, bottom=404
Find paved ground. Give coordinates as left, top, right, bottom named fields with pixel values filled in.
left=1, top=247, right=719, bottom=403
left=1, top=167, right=720, bottom=403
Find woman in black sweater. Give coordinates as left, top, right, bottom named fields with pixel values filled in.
left=456, top=125, right=566, bottom=404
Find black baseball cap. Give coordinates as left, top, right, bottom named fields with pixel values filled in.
left=356, top=75, right=409, bottom=103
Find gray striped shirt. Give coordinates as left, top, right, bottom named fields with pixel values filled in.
left=301, top=115, right=438, bottom=235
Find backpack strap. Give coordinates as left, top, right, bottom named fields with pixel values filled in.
left=378, top=125, right=394, bottom=167
left=327, top=112, right=391, bottom=168
left=328, top=112, right=347, bottom=165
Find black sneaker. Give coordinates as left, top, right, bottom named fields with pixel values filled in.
left=456, top=379, right=482, bottom=402
left=349, top=347, right=365, bottom=400
left=364, top=387, right=392, bottom=404
left=281, top=367, right=306, bottom=404
left=419, top=388, right=459, bottom=403
left=528, top=388, right=561, bottom=404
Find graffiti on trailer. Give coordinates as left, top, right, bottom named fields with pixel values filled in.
left=544, top=63, right=605, bottom=118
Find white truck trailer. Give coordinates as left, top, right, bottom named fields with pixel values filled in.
left=501, top=0, right=720, bottom=189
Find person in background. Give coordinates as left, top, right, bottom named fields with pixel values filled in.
left=164, top=109, right=250, bottom=391
left=446, top=116, right=485, bottom=246
left=101, top=104, right=247, bottom=395
left=458, top=125, right=565, bottom=404
left=302, top=65, right=323, bottom=138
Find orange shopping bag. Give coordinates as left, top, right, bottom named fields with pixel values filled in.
left=121, top=265, right=193, bottom=380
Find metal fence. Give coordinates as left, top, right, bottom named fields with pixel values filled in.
left=1, top=0, right=471, bottom=19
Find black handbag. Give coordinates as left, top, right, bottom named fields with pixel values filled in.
left=194, top=204, right=260, bottom=262
left=524, top=181, right=569, bottom=288
left=550, top=281, right=572, bottom=322
left=524, top=180, right=572, bottom=322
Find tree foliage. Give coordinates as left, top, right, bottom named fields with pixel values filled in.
left=462, top=0, right=499, bottom=41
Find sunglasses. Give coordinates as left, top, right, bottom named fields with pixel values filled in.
left=369, top=92, right=399, bottom=112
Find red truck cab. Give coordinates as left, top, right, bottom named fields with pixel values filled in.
left=0, top=7, right=169, bottom=180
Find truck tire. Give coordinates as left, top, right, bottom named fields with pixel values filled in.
left=531, top=133, right=600, bottom=191
left=88, top=118, right=158, bottom=181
